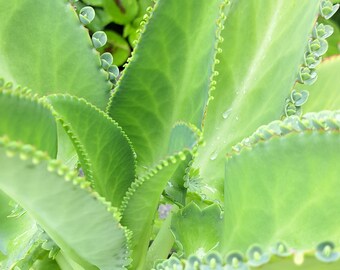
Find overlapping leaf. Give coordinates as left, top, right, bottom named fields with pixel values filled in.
left=121, top=151, right=192, bottom=269
left=108, top=0, right=225, bottom=169
left=194, top=0, right=321, bottom=202
left=47, top=94, right=136, bottom=208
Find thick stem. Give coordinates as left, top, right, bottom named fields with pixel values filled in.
left=144, top=205, right=179, bottom=269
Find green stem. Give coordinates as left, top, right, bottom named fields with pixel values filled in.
left=144, top=205, right=179, bottom=269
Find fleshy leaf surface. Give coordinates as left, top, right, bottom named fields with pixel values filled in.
left=0, top=0, right=111, bottom=109
left=108, top=0, right=225, bottom=169
left=223, top=112, right=340, bottom=254
left=194, top=0, right=321, bottom=202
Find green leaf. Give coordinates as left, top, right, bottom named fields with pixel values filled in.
left=108, top=0, right=225, bottom=170
left=6, top=233, right=48, bottom=270
left=0, top=0, right=111, bottom=109
left=0, top=191, right=35, bottom=260
left=46, top=94, right=136, bottom=208
left=297, top=56, right=340, bottom=112
left=121, top=151, right=192, bottom=269
left=0, top=137, right=130, bottom=270
left=171, top=202, right=223, bottom=257
left=194, top=0, right=321, bottom=202
left=102, top=0, right=139, bottom=25
left=222, top=111, right=340, bottom=254
left=0, top=89, right=57, bottom=158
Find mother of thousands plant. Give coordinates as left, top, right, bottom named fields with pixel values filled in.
left=0, top=0, right=340, bottom=269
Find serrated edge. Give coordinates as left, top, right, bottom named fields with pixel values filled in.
left=0, top=135, right=132, bottom=269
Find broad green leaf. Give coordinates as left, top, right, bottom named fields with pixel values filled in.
left=46, top=94, right=136, bottom=208
left=297, top=56, right=340, bottom=112
left=0, top=0, right=111, bottom=109
left=121, top=151, right=192, bottom=269
left=171, top=202, right=223, bottom=257
left=194, top=0, right=321, bottom=202
left=0, top=138, right=129, bottom=270
left=0, top=89, right=57, bottom=158
left=103, top=0, right=139, bottom=25
left=108, top=0, right=225, bottom=169
left=222, top=112, right=340, bottom=254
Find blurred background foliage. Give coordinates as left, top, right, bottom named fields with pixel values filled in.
left=74, top=0, right=340, bottom=67
left=74, top=0, right=153, bottom=66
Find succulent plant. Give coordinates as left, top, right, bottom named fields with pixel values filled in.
left=0, top=0, right=340, bottom=269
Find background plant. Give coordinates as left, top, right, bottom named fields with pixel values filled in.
left=0, top=0, right=340, bottom=270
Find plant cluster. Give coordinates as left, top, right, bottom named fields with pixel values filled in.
left=0, top=0, right=340, bottom=270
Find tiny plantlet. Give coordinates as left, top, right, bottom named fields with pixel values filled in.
left=0, top=0, right=340, bottom=269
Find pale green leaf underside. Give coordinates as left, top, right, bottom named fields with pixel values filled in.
left=121, top=151, right=192, bottom=269
left=171, top=202, right=223, bottom=257
left=297, top=56, right=340, bottom=112
left=108, top=0, right=223, bottom=169
left=194, top=0, right=320, bottom=202
left=0, top=90, right=57, bottom=158
left=47, top=94, right=136, bottom=208
left=0, top=140, right=129, bottom=270
left=223, top=116, right=340, bottom=253
left=0, top=0, right=110, bottom=109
